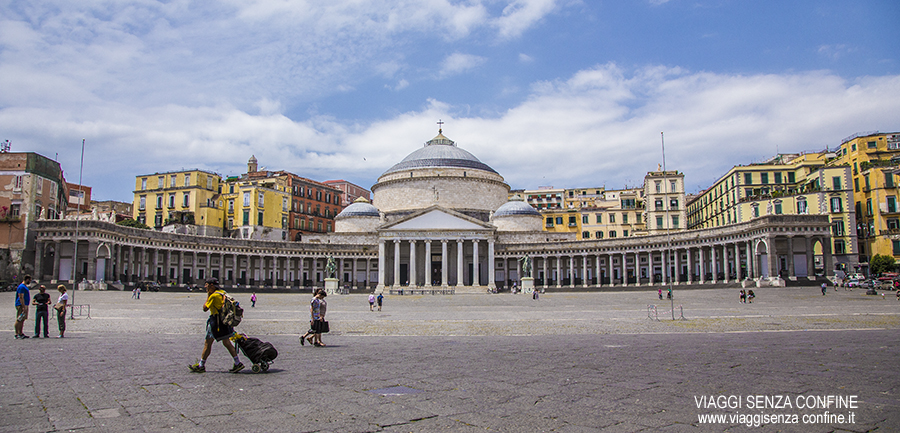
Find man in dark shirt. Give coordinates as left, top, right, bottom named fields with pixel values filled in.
left=32, top=285, right=51, bottom=338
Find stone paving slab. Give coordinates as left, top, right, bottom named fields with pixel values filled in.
left=0, top=287, right=898, bottom=432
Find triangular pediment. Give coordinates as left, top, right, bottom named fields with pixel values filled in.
left=381, top=206, right=493, bottom=231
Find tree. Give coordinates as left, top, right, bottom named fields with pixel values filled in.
left=869, top=254, right=896, bottom=276
left=117, top=218, right=150, bottom=230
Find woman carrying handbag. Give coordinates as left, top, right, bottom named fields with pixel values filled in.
left=300, top=289, right=328, bottom=347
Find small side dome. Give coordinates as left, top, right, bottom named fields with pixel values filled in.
left=336, top=197, right=380, bottom=218
left=494, top=198, right=540, bottom=218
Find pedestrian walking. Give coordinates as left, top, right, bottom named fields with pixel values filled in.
left=251, top=292, right=257, bottom=308
left=666, top=287, right=673, bottom=299
left=136, top=286, right=141, bottom=299
left=14, top=275, right=31, bottom=339
left=821, top=282, right=827, bottom=295
left=32, top=285, right=51, bottom=338
left=188, top=278, right=244, bottom=373
left=658, top=288, right=663, bottom=300
left=368, top=293, right=375, bottom=311
left=132, top=287, right=137, bottom=299
left=739, top=289, right=746, bottom=303
left=55, top=285, right=68, bottom=338
left=532, top=289, right=539, bottom=300
left=300, top=289, right=328, bottom=347
left=747, top=290, right=755, bottom=303
left=376, top=292, right=383, bottom=311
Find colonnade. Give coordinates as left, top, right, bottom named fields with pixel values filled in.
left=376, top=237, right=495, bottom=290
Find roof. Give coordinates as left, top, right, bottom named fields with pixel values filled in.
left=494, top=199, right=540, bottom=218
left=381, top=131, right=497, bottom=176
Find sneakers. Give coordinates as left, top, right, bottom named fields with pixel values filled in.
left=15, top=335, right=29, bottom=339
left=229, top=363, right=245, bottom=373
left=189, top=363, right=206, bottom=373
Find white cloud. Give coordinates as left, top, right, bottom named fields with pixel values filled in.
left=438, top=52, right=487, bottom=78
left=495, top=0, right=558, bottom=39
left=519, top=53, right=534, bottom=63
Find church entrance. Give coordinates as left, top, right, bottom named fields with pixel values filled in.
left=431, top=260, right=441, bottom=285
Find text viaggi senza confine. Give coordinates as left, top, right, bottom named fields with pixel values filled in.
left=694, top=395, right=858, bottom=427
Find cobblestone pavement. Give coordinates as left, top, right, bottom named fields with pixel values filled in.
left=1, top=286, right=898, bottom=432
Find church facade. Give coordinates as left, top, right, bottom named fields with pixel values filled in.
left=29, top=130, right=834, bottom=292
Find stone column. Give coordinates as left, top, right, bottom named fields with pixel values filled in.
left=822, top=237, right=834, bottom=277
left=806, top=237, right=814, bottom=279
left=441, top=240, right=449, bottom=288
left=487, top=240, right=495, bottom=291
left=233, top=254, right=239, bottom=284
left=542, top=256, right=549, bottom=288
left=711, top=245, right=719, bottom=283
left=582, top=255, right=588, bottom=287
left=87, top=241, right=98, bottom=282
left=456, top=239, right=464, bottom=286
left=723, top=244, right=731, bottom=282
left=734, top=243, right=741, bottom=281
left=555, top=255, right=562, bottom=288
left=393, top=240, right=401, bottom=289
left=569, top=256, right=575, bottom=288
left=377, top=240, right=385, bottom=292
left=687, top=247, right=694, bottom=283
left=52, top=241, right=61, bottom=281
left=746, top=241, right=754, bottom=279
left=352, top=257, right=358, bottom=288
left=472, top=240, right=479, bottom=286
left=787, top=236, right=795, bottom=278
left=595, top=255, right=601, bottom=287
left=258, top=255, right=264, bottom=286
left=699, top=247, right=706, bottom=284
left=621, top=253, right=626, bottom=286
left=768, top=236, right=779, bottom=280
left=607, top=255, right=613, bottom=286
left=674, top=248, right=681, bottom=285
left=34, top=241, right=44, bottom=281
left=409, top=240, right=417, bottom=287
left=424, top=240, right=432, bottom=288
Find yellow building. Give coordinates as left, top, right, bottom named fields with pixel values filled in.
left=219, top=158, right=291, bottom=240
left=687, top=151, right=858, bottom=273
left=828, top=131, right=900, bottom=270
left=133, top=169, right=224, bottom=236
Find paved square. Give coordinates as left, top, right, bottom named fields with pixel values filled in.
left=1, top=286, right=898, bottom=432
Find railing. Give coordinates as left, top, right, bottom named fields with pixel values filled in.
left=648, top=304, right=685, bottom=321
left=68, top=304, right=90, bottom=319
left=388, top=288, right=455, bottom=295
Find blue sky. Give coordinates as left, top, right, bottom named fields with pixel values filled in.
left=1, top=0, right=899, bottom=201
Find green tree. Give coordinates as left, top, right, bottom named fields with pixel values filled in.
left=117, top=218, right=150, bottom=230
left=869, top=254, right=896, bottom=276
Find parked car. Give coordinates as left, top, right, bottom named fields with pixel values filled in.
left=846, top=278, right=864, bottom=288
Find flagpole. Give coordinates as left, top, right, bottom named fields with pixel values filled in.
left=662, top=132, right=674, bottom=320
left=70, top=139, right=85, bottom=319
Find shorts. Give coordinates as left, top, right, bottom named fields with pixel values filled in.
left=16, top=305, right=28, bottom=322
left=206, top=315, right=234, bottom=341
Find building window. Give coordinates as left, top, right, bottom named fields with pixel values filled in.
left=154, top=214, right=163, bottom=227
left=207, top=177, right=213, bottom=190
left=582, top=214, right=589, bottom=224
left=890, top=197, right=898, bottom=213
left=833, top=219, right=845, bottom=236
left=156, top=195, right=163, bottom=208
left=887, top=173, right=895, bottom=189
left=868, top=140, right=877, bottom=149
left=158, top=177, right=164, bottom=188
left=656, top=216, right=663, bottom=228
left=183, top=192, right=189, bottom=207
left=243, top=192, right=250, bottom=207
left=168, top=194, right=175, bottom=208
left=568, top=216, right=576, bottom=227
left=744, top=173, right=753, bottom=184
left=609, top=213, right=616, bottom=223
left=184, top=174, right=191, bottom=186
left=887, top=218, right=899, bottom=230
left=228, top=218, right=233, bottom=229
left=258, top=211, right=263, bottom=225
left=797, top=198, right=808, bottom=214
left=555, top=217, right=563, bottom=225
left=655, top=199, right=663, bottom=211
left=774, top=202, right=782, bottom=215
left=669, top=199, right=678, bottom=210
left=595, top=214, right=602, bottom=223
left=774, top=172, right=782, bottom=184
left=866, top=199, right=873, bottom=216
left=609, top=230, right=617, bottom=238
left=854, top=178, right=859, bottom=192
left=258, top=193, right=264, bottom=207
left=596, top=231, right=603, bottom=239
left=864, top=175, right=870, bottom=191
left=752, top=204, right=759, bottom=217
left=623, top=213, right=629, bottom=224
left=228, top=199, right=234, bottom=212
left=894, top=240, right=900, bottom=255
left=788, top=172, right=795, bottom=183
left=243, top=211, right=249, bottom=225
left=834, top=240, right=846, bottom=255
left=670, top=180, right=676, bottom=192
left=139, top=196, right=146, bottom=210
left=282, top=217, right=288, bottom=230
left=283, top=198, right=289, bottom=212
left=582, top=231, right=590, bottom=239
left=832, top=176, right=841, bottom=190
left=655, top=181, right=661, bottom=193
left=671, top=216, right=679, bottom=228
left=636, top=213, right=641, bottom=224
left=546, top=217, right=554, bottom=227
left=170, top=175, right=176, bottom=188
left=623, top=230, right=629, bottom=237
left=141, top=178, right=147, bottom=190
left=761, top=173, right=769, bottom=184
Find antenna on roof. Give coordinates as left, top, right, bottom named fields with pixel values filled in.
left=1, top=140, right=10, bottom=153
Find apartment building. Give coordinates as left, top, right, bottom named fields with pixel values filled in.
left=687, top=151, right=857, bottom=273
left=323, top=179, right=370, bottom=207
left=132, top=169, right=224, bottom=236
left=829, top=131, right=900, bottom=268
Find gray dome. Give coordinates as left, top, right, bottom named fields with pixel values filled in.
left=335, top=198, right=380, bottom=218
left=381, top=132, right=497, bottom=176
left=494, top=199, right=540, bottom=217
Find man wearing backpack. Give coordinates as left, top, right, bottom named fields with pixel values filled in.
left=189, top=278, right=244, bottom=373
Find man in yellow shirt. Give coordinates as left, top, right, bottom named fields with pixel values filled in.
left=189, top=278, right=244, bottom=373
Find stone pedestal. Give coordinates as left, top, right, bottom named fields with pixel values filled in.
left=324, top=278, right=339, bottom=295
left=521, top=277, right=535, bottom=293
